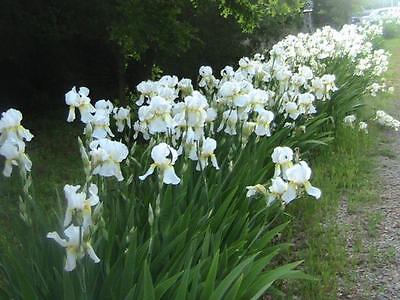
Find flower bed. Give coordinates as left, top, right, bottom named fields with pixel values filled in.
left=0, top=17, right=397, bottom=299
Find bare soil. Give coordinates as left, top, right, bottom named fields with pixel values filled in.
left=338, top=128, right=400, bottom=299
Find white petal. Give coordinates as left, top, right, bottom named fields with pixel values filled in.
left=79, top=105, right=94, bottom=123
left=65, top=87, right=78, bottom=105
left=148, top=118, right=167, bottom=134
left=224, top=125, right=237, bottom=135
left=136, top=97, right=145, bottom=106
left=67, top=106, right=76, bottom=122
left=116, top=121, right=124, bottom=132
left=3, top=160, right=13, bottom=177
left=203, top=138, right=217, bottom=153
left=65, top=248, right=77, bottom=272
left=64, top=225, right=81, bottom=245
left=114, top=165, right=124, bottom=181
left=86, top=243, right=100, bottom=263
left=267, top=194, right=276, bottom=206
left=83, top=213, right=92, bottom=229
left=211, top=155, right=219, bottom=170
left=246, top=187, right=256, bottom=198
left=139, top=165, right=156, bottom=181
left=265, top=128, right=271, bottom=137
left=97, top=161, right=117, bottom=177
left=78, top=87, right=90, bottom=97
left=92, top=127, right=108, bottom=139
left=46, top=232, right=67, bottom=247
left=88, top=183, right=99, bottom=206
left=289, top=112, right=300, bottom=120
left=282, top=184, right=297, bottom=204
left=234, top=95, right=249, bottom=107
left=196, top=158, right=207, bottom=171
left=305, top=182, right=321, bottom=199
left=105, top=126, right=115, bottom=138
left=19, top=127, right=33, bottom=142
left=20, top=154, right=32, bottom=172
left=151, top=143, right=170, bottom=164
left=163, top=166, right=181, bottom=185
left=255, top=125, right=266, bottom=136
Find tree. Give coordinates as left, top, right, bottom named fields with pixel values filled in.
left=0, top=0, right=304, bottom=110
left=111, top=0, right=305, bottom=99
left=313, top=0, right=365, bottom=27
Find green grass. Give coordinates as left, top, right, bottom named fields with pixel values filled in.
left=367, top=212, right=384, bottom=238
left=280, top=37, right=400, bottom=299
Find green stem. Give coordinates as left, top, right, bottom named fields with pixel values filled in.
left=78, top=225, right=87, bottom=297
left=196, top=141, right=209, bottom=204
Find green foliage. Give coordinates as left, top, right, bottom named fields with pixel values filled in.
left=213, top=0, right=304, bottom=32
left=0, top=130, right=317, bottom=298
left=383, top=22, right=400, bottom=39
left=110, top=1, right=195, bottom=61
left=313, top=0, right=364, bottom=27
left=0, top=0, right=304, bottom=109
left=110, top=0, right=304, bottom=61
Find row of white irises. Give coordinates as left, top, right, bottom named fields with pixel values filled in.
left=343, top=109, right=400, bottom=133
left=0, top=17, right=391, bottom=271
left=366, top=10, right=400, bottom=28
left=271, top=24, right=391, bottom=95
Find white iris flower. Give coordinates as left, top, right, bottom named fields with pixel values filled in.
left=286, top=161, right=321, bottom=199
left=0, top=108, right=33, bottom=147
left=138, top=96, right=176, bottom=134
left=297, top=93, right=317, bottom=115
left=246, top=184, right=267, bottom=198
left=89, top=139, right=129, bottom=181
left=254, top=109, right=274, bottom=137
left=195, top=138, right=219, bottom=171
left=0, top=141, right=32, bottom=177
left=91, top=110, right=114, bottom=139
left=268, top=177, right=296, bottom=205
left=359, top=121, right=368, bottom=133
left=218, top=110, right=238, bottom=135
left=63, top=184, right=100, bottom=228
left=65, top=86, right=95, bottom=123
left=139, top=143, right=181, bottom=185
left=47, top=225, right=100, bottom=272
left=285, top=102, right=300, bottom=120
left=271, top=146, right=294, bottom=179
left=113, top=107, right=131, bottom=132
left=344, top=115, right=356, bottom=127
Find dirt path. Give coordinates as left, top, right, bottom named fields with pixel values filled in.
left=338, top=129, right=400, bottom=299
left=337, top=41, right=400, bottom=299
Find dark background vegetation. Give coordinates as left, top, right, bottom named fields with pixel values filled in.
left=0, top=0, right=390, bottom=114
left=0, top=0, right=304, bottom=114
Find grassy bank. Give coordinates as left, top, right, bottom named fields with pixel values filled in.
left=282, top=37, right=400, bottom=299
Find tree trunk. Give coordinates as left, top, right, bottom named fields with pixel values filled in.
left=116, top=46, right=126, bottom=105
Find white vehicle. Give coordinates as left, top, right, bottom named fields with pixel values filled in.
left=352, top=7, right=400, bottom=24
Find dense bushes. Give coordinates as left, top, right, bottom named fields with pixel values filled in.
left=0, top=0, right=303, bottom=112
